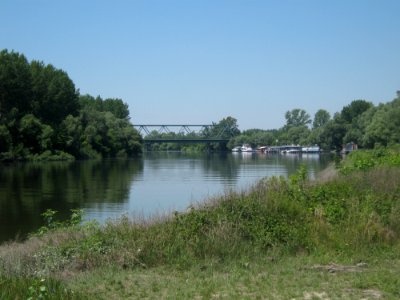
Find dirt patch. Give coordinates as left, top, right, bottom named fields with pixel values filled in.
left=344, top=288, right=383, bottom=299
left=310, top=262, right=368, bottom=273
left=315, top=163, right=338, bottom=183
left=303, top=291, right=329, bottom=299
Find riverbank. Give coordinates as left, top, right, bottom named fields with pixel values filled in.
left=1, top=148, right=400, bottom=299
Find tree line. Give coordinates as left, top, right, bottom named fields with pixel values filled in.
left=0, top=49, right=142, bottom=161
left=144, top=93, right=400, bottom=152
left=1, top=49, right=399, bottom=158
left=229, top=94, right=400, bottom=151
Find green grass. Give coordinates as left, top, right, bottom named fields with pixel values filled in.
left=68, top=253, right=400, bottom=299
left=1, top=148, right=400, bottom=299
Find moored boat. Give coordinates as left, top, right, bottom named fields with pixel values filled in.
left=232, top=146, right=242, bottom=152
left=241, top=144, right=254, bottom=152
left=302, top=145, right=320, bottom=153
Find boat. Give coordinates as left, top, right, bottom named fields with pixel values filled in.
left=232, top=146, right=241, bottom=152
left=280, top=146, right=302, bottom=154
left=241, top=144, right=254, bottom=152
left=302, top=145, right=321, bottom=153
left=257, top=146, right=269, bottom=153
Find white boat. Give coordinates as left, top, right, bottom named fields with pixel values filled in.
left=302, top=146, right=320, bottom=153
left=241, top=144, right=254, bottom=152
left=232, top=146, right=241, bottom=152
left=281, top=146, right=302, bottom=154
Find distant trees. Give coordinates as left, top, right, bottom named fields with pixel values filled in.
left=145, top=94, right=400, bottom=153
left=145, top=116, right=241, bottom=152
left=227, top=93, right=400, bottom=151
left=284, top=109, right=311, bottom=128
left=0, top=49, right=142, bottom=161
left=313, top=109, right=330, bottom=129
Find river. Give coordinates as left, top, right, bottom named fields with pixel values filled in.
left=0, top=152, right=332, bottom=244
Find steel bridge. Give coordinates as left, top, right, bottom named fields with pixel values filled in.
left=133, top=124, right=235, bottom=144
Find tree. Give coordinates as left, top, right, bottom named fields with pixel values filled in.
left=203, top=116, right=240, bottom=151
left=60, top=114, right=83, bottom=157
left=0, top=125, right=11, bottom=153
left=312, top=109, right=331, bottom=129
left=287, top=126, right=310, bottom=145
left=0, top=49, right=142, bottom=160
left=363, top=98, right=400, bottom=147
left=205, top=116, right=240, bottom=139
left=61, top=108, right=142, bottom=159
left=79, top=95, right=130, bottom=120
left=341, top=100, right=373, bottom=124
left=103, top=98, right=130, bottom=120
left=285, top=109, right=311, bottom=128
left=0, top=50, right=32, bottom=120
left=319, top=114, right=347, bottom=151
left=227, top=129, right=277, bottom=148
left=30, top=61, right=79, bottom=126
left=19, top=114, right=53, bottom=153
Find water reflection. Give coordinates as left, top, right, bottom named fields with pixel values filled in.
left=0, top=159, right=143, bottom=243
left=0, top=153, right=332, bottom=244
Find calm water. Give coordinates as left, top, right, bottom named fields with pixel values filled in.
left=0, top=152, right=332, bottom=244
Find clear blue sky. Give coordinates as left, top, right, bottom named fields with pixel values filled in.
left=1, top=0, right=399, bottom=130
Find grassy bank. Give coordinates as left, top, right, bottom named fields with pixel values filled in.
left=1, top=148, right=400, bottom=299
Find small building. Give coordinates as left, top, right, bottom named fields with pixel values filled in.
left=342, top=142, right=358, bottom=154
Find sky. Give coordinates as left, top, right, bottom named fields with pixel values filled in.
left=1, top=0, right=399, bottom=130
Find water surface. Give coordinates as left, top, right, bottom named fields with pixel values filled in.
left=0, top=152, right=332, bottom=244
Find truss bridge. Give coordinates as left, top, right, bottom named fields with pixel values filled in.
left=133, top=124, right=235, bottom=144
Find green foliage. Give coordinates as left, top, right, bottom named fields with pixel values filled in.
left=79, top=94, right=130, bottom=120
left=0, top=49, right=142, bottom=160
left=285, top=108, right=311, bottom=128
left=0, top=276, right=78, bottom=300
left=61, top=108, right=142, bottom=159
left=232, top=94, right=399, bottom=152
left=30, top=60, right=79, bottom=126
left=228, top=128, right=278, bottom=149
left=341, top=99, right=373, bottom=124
left=0, top=49, right=32, bottom=119
left=313, top=109, right=331, bottom=129
left=27, top=278, right=48, bottom=300
left=363, top=99, right=400, bottom=147
left=0, top=125, right=12, bottom=152
left=36, top=209, right=84, bottom=236
left=338, top=147, right=400, bottom=174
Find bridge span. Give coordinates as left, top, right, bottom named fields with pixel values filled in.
left=133, top=124, right=235, bottom=145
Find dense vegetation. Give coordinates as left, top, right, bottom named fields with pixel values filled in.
left=0, top=49, right=142, bottom=161
left=1, top=148, right=399, bottom=298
